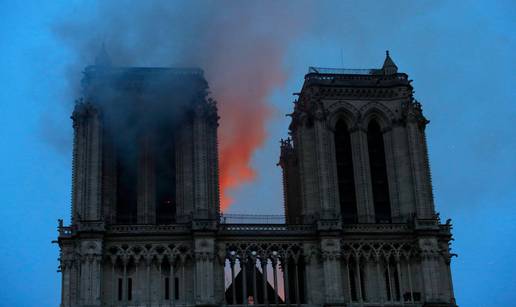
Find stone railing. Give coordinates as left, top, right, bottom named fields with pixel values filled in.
left=219, top=223, right=316, bottom=234
left=220, top=214, right=286, bottom=224
left=342, top=223, right=411, bottom=233
left=58, top=219, right=444, bottom=237
left=308, top=66, right=380, bottom=75
left=107, top=224, right=191, bottom=234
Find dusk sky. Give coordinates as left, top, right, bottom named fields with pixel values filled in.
left=1, top=1, right=515, bottom=306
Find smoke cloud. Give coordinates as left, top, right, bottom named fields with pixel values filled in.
left=54, top=1, right=312, bottom=210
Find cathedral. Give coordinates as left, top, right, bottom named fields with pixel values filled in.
left=56, top=51, right=457, bottom=307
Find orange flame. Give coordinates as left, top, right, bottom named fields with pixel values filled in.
left=208, top=59, right=287, bottom=211
left=218, top=101, right=271, bottom=210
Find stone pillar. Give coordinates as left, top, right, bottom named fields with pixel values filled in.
left=77, top=239, right=103, bottom=306
left=215, top=242, right=229, bottom=305
left=391, top=123, right=416, bottom=220
left=303, top=244, right=323, bottom=304
left=191, top=98, right=219, bottom=220
left=137, top=135, right=156, bottom=224
left=193, top=105, right=209, bottom=219
left=101, top=130, right=117, bottom=224
left=407, top=114, right=434, bottom=218
left=176, top=118, right=194, bottom=221
left=194, top=236, right=216, bottom=305
left=418, top=238, right=443, bottom=303
left=71, top=102, right=103, bottom=223
left=295, top=123, right=320, bottom=220
left=60, top=261, right=71, bottom=307
left=206, top=112, right=220, bottom=219
left=313, top=108, right=340, bottom=219
left=59, top=243, right=76, bottom=307
left=350, top=127, right=375, bottom=222
left=320, top=238, right=345, bottom=304
left=69, top=261, right=80, bottom=306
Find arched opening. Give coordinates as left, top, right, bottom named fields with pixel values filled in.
left=334, top=119, right=358, bottom=222
left=367, top=120, right=392, bottom=222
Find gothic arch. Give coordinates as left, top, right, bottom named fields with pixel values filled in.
left=359, top=101, right=395, bottom=131
left=326, top=101, right=360, bottom=131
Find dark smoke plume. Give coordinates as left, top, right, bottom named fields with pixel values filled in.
left=54, top=0, right=313, bottom=210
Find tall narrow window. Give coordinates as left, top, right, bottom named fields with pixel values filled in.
left=334, top=120, right=358, bottom=222
left=367, top=120, right=391, bottom=222
left=348, top=260, right=358, bottom=301
left=156, top=125, right=176, bottom=224
left=175, top=277, right=180, bottom=300
left=118, top=278, right=123, bottom=301
left=127, top=278, right=133, bottom=301
left=165, top=277, right=170, bottom=300
left=116, top=147, right=138, bottom=224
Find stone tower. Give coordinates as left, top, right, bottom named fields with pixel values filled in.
left=279, top=51, right=456, bottom=306
left=56, top=51, right=456, bottom=307
left=57, top=55, right=221, bottom=306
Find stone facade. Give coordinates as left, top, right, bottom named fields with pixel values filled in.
left=56, top=52, right=456, bottom=306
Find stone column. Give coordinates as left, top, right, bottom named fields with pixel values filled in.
left=101, top=130, right=117, bottom=224
left=194, top=236, right=216, bottom=305
left=59, top=243, right=76, bottom=307
left=192, top=99, right=220, bottom=220
left=406, top=112, right=434, bottom=218
left=418, top=238, right=442, bottom=302
left=313, top=107, right=339, bottom=219
left=320, top=238, right=345, bottom=304
left=137, top=135, right=156, bottom=224
left=71, top=102, right=103, bottom=223
left=205, top=100, right=220, bottom=219
left=391, top=123, right=416, bottom=220
left=176, top=119, right=194, bottom=221
left=60, top=261, right=71, bottom=307
left=69, top=261, right=79, bottom=306
left=77, top=239, right=103, bottom=306
left=215, top=242, right=227, bottom=305
left=350, top=127, right=375, bottom=222
left=295, top=123, right=320, bottom=220
left=303, top=244, right=323, bottom=304
left=193, top=105, right=209, bottom=219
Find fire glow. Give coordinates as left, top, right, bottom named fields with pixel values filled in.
left=55, top=1, right=309, bottom=211
left=214, top=74, right=284, bottom=211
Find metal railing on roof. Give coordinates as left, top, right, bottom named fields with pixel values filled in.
left=220, top=214, right=286, bottom=224
left=308, top=66, right=381, bottom=75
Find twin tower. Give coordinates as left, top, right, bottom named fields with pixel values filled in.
left=56, top=52, right=457, bottom=307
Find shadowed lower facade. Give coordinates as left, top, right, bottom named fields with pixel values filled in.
left=56, top=52, right=457, bottom=307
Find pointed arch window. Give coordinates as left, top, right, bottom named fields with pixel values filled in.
left=367, top=120, right=392, bottom=223
left=334, top=119, right=358, bottom=222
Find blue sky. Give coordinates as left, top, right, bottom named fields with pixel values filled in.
left=0, top=1, right=515, bottom=306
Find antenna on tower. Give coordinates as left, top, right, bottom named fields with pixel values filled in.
left=340, top=48, right=344, bottom=67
